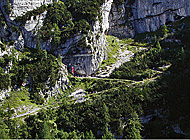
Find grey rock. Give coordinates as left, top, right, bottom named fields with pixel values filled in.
left=41, top=63, right=69, bottom=101
left=1, top=0, right=190, bottom=76
left=9, top=0, right=54, bottom=19
left=0, top=88, right=11, bottom=100
left=108, top=0, right=190, bottom=38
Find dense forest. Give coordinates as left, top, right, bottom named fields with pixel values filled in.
left=0, top=0, right=190, bottom=139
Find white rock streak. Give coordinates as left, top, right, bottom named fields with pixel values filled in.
left=101, top=0, right=114, bottom=33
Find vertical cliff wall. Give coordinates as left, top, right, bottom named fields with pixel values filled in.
left=9, top=0, right=54, bottom=19
left=0, top=0, right=113, bottom=76
left=133, top=0, right=190, bottom=33
left=1, top=0, right=190, bottom=75
left=60, top=0, right=113, bottom=76
left=108, top=0, right=190, bottom=38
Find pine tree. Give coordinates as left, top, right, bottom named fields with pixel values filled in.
left=123, top=112, right=142, bottom=139
left=39, top=122, right=52, bottom=139
left=96, top=102, right=111, bottom=133
left=36, top=38, right=42, bottom=53
left=0, top=117, right=10, bottom=139
left=68, top=130, right=79, bottom=139
left=19, top=124, right=29, bottom=138
left=156, top=40, right=162, bottom=50
left=25, top=115, right=40, bottom=138
left=50, top=66, right=56, bottom=85
left=43, top=50, right=47, bottom=60
left=35, top=133, right=39, bottom=139
left=102, top=127, right=114, bottom=139
left=51, top=23, right=61, bottom=48
left=162, top=24, right=169, bottom=37
left=57, top=130, right=69, bottom=139
left=38, top=110, right=49, bottom=121
left=5, top=0, right=12, bottom=14
left=9, top=120, right=21, bottom=139
left=58, top=54, right=62, bottom=63
left=181, top=47, right=185, bottom=64
left=36, top=38, right=43, bottom=60
left=153, top=35, right=157, bottom=45
left=85, top=130, right=95, bottom=139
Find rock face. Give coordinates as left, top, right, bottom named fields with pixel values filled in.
left=1, top=0, right=190, bottom=75
left=108, top=0, right=190, bottom=38
left=133, top=0, right=190, bottom=33
left=9, top=0, right=54, bottom=19
left=107, top=2, right=136, bottom=38
left=61, top=34, right=108, bottom=76
left=0, top=0, right=53, bottom=49
left=0, top=0, right=112, bottom=76
left=0, top=45, right=14, bottom=100
left=0, top=88, right=11, bottom=100
left=41, top=63, right=69, bottom=101
left=54, top=0, right=114, bottom=76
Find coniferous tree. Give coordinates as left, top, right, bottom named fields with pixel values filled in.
left=9, top=120, right=21, bottom=139
left=51, top=23, right=61, bottom=48
left=19, top=123, right=29, bottom=139
left=58, top=54, right=62, bottom=63
left=94, top=102, right=111, bottom=133
left=42, top=50, right=48, bottom=60
left=102, top=127, right=114, bottom=139
left=5, top=0, right=12, bottom=14
left=123, top=112, right=142, bottom=139
left=102, top=103, right=111, bottom=129
left=37, top=38, right=42, bottom=53
left=162, top=24, right=169, bottom=37
left=156, top=40, right=161, bottom=50
left=85, top=130, right=96, bottom=139
left=68, top=130, right=79, bottom=139
left=57, top=130, right=69, bottom=139
left=0, top=117, right=10, bottom=139
left=25, top=115, right=40, bottom=138
left=35, top=133, right=39, bottom=139
left=36, top=38, right=43, bottom=60
left=181, top=47, right=185, bottom=64
left=38, top=110, right=49, bottom=121
left=39, top=121, right=52, bottom=139
left=153, top=35, right=157, bottom=45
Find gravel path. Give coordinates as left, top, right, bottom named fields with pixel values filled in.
left=10, top=107, right=41, bottom=119
left=97, top=49, right=134, bottom=78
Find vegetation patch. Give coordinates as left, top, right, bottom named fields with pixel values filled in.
left=1, top=90, right=37, bottom=114
left=0, top=43, right=62, bottom=104
left=14, top=5, right=47, bottom=25
left=101, top=36, right=121, bottom=66
left=13, top=0, right=105, bottom=49
left=1, top=2, right=190, bottom=140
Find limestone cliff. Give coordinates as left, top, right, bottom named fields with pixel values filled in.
left=9, top=0, right=54, bottom=19
left=51, top=0, right=113, bottom=76
left=108, top=0, right=190, bottom=38
left=0, top=0, right=112, bottom=76
left=1, top=0, right=190, bottom=76
left=40, top=62, right=69, bottom=101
